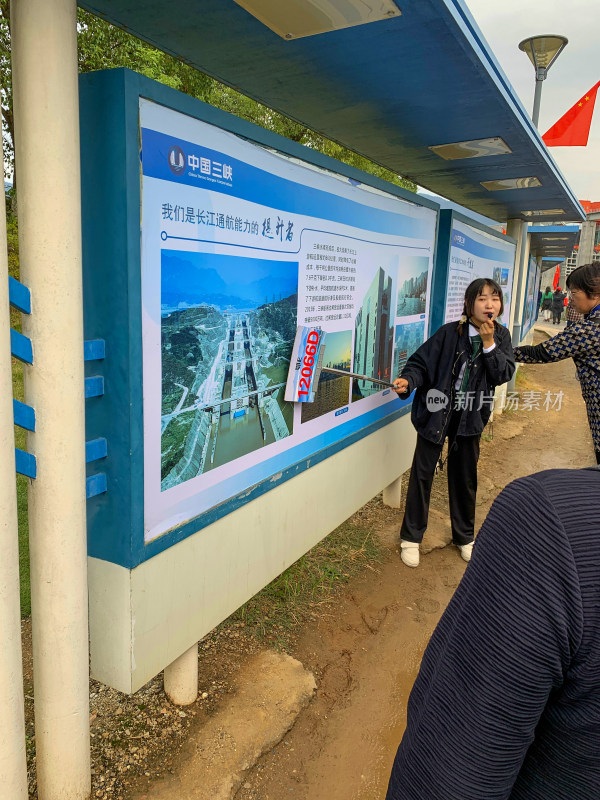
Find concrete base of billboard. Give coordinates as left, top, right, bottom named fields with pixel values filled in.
left=88, top=414, right=417, bottom=693
left=382, top=475, right=403, bottom=509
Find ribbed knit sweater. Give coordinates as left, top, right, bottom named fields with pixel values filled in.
left=386, top=468, right=600, bottom=800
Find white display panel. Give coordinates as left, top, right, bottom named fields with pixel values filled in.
left=444, top=219, right=516, bottom=325
left=140, top=99, right=437, bottom=541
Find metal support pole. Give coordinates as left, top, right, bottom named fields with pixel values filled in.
left=507, top=218, right=530, bottom=393
left=532, top=74, right=544, bottom=128
left=576, top=218, right=595, bottom=266
left=0, top=108, right=28, bottom=800
left=164, top=643, right=199, bottom=706
left=11, top=1, right=91, bottom=798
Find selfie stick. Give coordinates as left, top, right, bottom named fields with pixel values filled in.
left=317, top=366, right=395, bottom=389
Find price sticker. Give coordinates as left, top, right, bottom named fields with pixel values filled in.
left=284, top=326, right=327, bottom=403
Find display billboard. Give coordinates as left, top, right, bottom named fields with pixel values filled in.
left=139, top=100, right=437, bottom=542
left=443, top=218, right=516, bottom=325
left=521, top=255, right=542, bottom=338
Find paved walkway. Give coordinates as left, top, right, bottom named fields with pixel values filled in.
left=534, top=319, right=566, bottom=336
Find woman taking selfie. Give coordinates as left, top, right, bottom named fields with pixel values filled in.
left=393, top=278, right=515, bottom=567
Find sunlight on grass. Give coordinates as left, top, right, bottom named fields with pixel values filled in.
left=224, top=522, right=382, bottom=647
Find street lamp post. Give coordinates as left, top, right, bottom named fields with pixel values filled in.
left=507, top=35, right=568, bottom=393
left=518, top=35, right=568, bottom=128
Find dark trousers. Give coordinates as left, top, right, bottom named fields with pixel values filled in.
left=400, top=413, right=480, bottom=546
left=552, top=310, right=562, bottom=324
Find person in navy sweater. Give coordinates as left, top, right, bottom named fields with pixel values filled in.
left=386, top=466, right=600, bottom=800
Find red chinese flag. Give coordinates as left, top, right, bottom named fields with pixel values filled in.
left=553, top=265, right=560, bottom=289
left=543, top=81, right=600, bottom=146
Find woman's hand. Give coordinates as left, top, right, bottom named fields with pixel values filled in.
left=393, top=378, right=409, bottom=395
left=479, top=320, right=495, bottom=349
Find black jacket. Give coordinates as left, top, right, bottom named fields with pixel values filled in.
left=552, top=290, right=566, bottom=312
left=397, top=321, right=515, bottom=444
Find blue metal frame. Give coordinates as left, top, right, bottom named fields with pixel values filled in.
left=79, top=68, right=440, bottom=569
left=9, top=275, right=37, bottom=477
left=84, top=376, right=104, bottom=399
left=85, top=437, right=108, bottom=463
left=13, top=399, right=35, bottom=432
left=430, top=209, right=517, bottom=333
left=8, top=276, right=31, bottom=314
left=15, top=449, right=36, bottom=479
left=10, top=328, right=33, bottom=364
left=84, top=339, right=106, bottom=361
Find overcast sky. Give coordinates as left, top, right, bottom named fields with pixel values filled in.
left=465, top=0, right=598, bottom=201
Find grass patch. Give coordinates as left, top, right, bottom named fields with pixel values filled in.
left=515, top=366, right=534, bottom=390
left=222, top=520, right=383, bottom=649
left=16, top=465, right=30, bottom=617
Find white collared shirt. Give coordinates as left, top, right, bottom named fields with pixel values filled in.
left=454, top=323, right=496, bottom=391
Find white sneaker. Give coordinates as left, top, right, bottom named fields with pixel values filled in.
left=458, top=542, right=474, bottom=563
left=400, top=540, right=420, bottom=568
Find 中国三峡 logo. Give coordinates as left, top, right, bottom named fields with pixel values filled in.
left=167, top=145, right=186, bottom=175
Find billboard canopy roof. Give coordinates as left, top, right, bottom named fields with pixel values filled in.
left=528, top=225, right=580, bottom=258
left=79, top=0, right=585, bottom=223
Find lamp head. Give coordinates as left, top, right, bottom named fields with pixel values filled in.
left=518, top=35, right=568, bottom=79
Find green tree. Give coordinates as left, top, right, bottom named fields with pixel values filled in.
left=0, top=0, right=13, bottom=184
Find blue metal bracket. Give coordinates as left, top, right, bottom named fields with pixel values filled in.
left=10, top=329, right=33, bottom=364
left=86, top=437, right=107, bottom=463
left=15, top=448, right=36, bottom=479
left=8, top=277, right=31, bottom=314
left=84, top=376, right=104, bottom=398
left=84, top=339, right=105, bottom=361
left=13, top=399, right=35, bottom=432
left=86, top=473, right=107, bottom=498
left=84, top=341, right=106, bottom=495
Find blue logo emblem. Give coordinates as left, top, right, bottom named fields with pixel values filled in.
left=167, top=145, right=186, bottom=175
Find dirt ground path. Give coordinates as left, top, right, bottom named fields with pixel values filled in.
left=225, top=329, right=596, bottom=800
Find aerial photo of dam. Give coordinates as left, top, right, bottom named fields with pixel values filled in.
left=160, top=250, right=298, bottom=490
